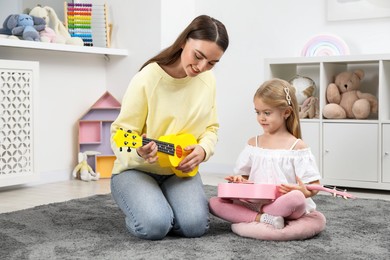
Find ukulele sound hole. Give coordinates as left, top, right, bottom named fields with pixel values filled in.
left=176, top=145, right=183, bottom=158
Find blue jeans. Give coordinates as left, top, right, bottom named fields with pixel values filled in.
left=110, top=170, right=209, bottom=240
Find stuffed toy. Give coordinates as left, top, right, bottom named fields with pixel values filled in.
left=72, top=151, right=100, bottom=182
left=39, top=27, right=66, bottom=43
left=289, top=75, right=317, bottom=105
left=0, top=14, right=46, bottom=41
left=29, top=5, right=84, bottom=46
left=289, top=75, right=319, bottom=119
left=0, top=15, right=14, bottom=35
left=299, top=96, right=319, bottom=119
left=0, top=15, right=21, bottom=39
left=323, top=69, right=378, bottom=119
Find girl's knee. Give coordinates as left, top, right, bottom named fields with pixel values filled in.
left=209, top=197, right=224, bottom=215
left=208, top=196, right=219, bottom=208
left=289, top=190, right=306, bottom=204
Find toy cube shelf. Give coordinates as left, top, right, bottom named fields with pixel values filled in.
left=265, top=54, right=390, bottom=191
left=79, top=121, right=102, bottom=143
left=96, top=155, right=117, bottom=178
left=77, top=91, right=120, bottom=178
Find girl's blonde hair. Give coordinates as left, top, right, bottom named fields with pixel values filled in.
left=254, top=78, right=302, bottom=139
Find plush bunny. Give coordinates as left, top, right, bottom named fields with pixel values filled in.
left=72, top=151, right=100, bottom=181
left=29, top=5, right=84, bottom=46
left=299, top=96, right=319, bottom=119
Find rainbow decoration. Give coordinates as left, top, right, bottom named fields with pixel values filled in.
left=301, top=34, right=350, bottom=57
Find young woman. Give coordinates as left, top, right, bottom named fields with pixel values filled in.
left=110, top=15, right=229, bottom=240
left=209, top=78, right=321, bottom=229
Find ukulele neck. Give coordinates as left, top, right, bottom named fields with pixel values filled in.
left=143, top=138, right=175, bottom=156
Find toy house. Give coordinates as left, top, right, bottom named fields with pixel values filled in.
left=78, top=91, right=120, bottom=178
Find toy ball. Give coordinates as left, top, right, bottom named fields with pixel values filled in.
left=289, top=75, right=317, bottom=105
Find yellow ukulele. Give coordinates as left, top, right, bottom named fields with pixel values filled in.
left=113, top=128, right=198, bottom=178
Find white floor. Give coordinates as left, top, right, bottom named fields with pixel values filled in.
left=1, top=173, right=389, bottom=214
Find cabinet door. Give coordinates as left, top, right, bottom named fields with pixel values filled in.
left=383, top=124, right=390, bottom=183
left=301, top=121, right=320, bottom=166
left=323, top=123, right=378, bottom=182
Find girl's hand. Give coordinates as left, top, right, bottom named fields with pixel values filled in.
left=279, top=176, right=319, bottom=198
left=176, top=145, right=205, bottom=173
left=136, top=134, right=158, bottom=164
left=224, top=175, right=248, bottom=183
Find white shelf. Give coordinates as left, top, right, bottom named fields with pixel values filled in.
left=265, top=54, right=390, bottom=191
left=0, top=38, right=128, bottom=56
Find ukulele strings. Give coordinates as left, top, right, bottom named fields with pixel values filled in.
left=142, top=138, right=175, bottom=156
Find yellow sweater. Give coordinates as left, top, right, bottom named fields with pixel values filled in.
left=110, top=62, right=219, bottom=175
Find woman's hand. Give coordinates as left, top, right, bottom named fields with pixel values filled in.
left=176, top=145, right=205, bottom=173
left=136, top=134, right=158, bottom=163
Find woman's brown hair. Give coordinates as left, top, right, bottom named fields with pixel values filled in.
left=140, top=15, right=229, bottom=71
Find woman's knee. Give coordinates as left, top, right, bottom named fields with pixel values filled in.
left=126, top=215, right=173, bottom=240
left=177, top=214, right=209, bottom=238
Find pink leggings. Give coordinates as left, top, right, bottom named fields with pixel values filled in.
left=209, top=190, right=306, bottom=223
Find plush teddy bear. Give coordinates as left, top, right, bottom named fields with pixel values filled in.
left=0, top=14, right=46, bottom=41
left=72, top=151, right=100, bottom=182
left=323, top=69, right=378, bottom=119
left=29, top=5, right=84, bottom=46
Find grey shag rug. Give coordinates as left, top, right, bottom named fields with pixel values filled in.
left=1, top=185, right=389, bottom=259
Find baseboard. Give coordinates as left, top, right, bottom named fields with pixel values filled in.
left=19, top=163, right=231, bottom=187
left=27, top=169, right=72, bottom=186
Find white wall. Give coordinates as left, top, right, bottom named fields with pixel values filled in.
left=158, top=0, right=390, bottom=175
left=2, top=0, right=390, bottom=185
left=0, top=0, right=161, bottom=184
left=105, top=0, right=162, bottom=100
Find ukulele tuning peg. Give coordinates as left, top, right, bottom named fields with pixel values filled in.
left=127, top=130, right=132, bottom=133
left=124, top=133, right=128, bottom=137
left=132, top=135, right=136, bottom=139
left=132, top=142, right=137, bottom=146
left=119, top=147, right=122, bottom=152
left=127, top=147, right=131, bottom=152
left=124, top=141, right=128, bottom=145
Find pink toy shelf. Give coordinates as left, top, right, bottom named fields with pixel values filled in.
left=77, top=91, right=121, bottom=178
left=79, top=121, right=101, bottom=143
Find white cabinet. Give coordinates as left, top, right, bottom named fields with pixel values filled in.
left=0, top=60, right=39, bottom=187
left=383, top=124, right=390, bottom=183
left=323, top=123, right=378, bottom=182
left=265, top=54, right=390, bottom=190
left=301, top=121, right=320, bottom=166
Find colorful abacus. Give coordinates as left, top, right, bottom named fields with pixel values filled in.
left=66, top=3, right=93, bottom=46
left=65, top=2, right=110, bottom=48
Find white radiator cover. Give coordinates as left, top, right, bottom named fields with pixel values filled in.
left=0, top=60, right=39, bottom=187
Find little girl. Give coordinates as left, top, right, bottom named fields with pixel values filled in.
left=209, top=78, right=321, bottom=229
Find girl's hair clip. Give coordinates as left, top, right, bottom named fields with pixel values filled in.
left=284, top=86, right=292, bottom=105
